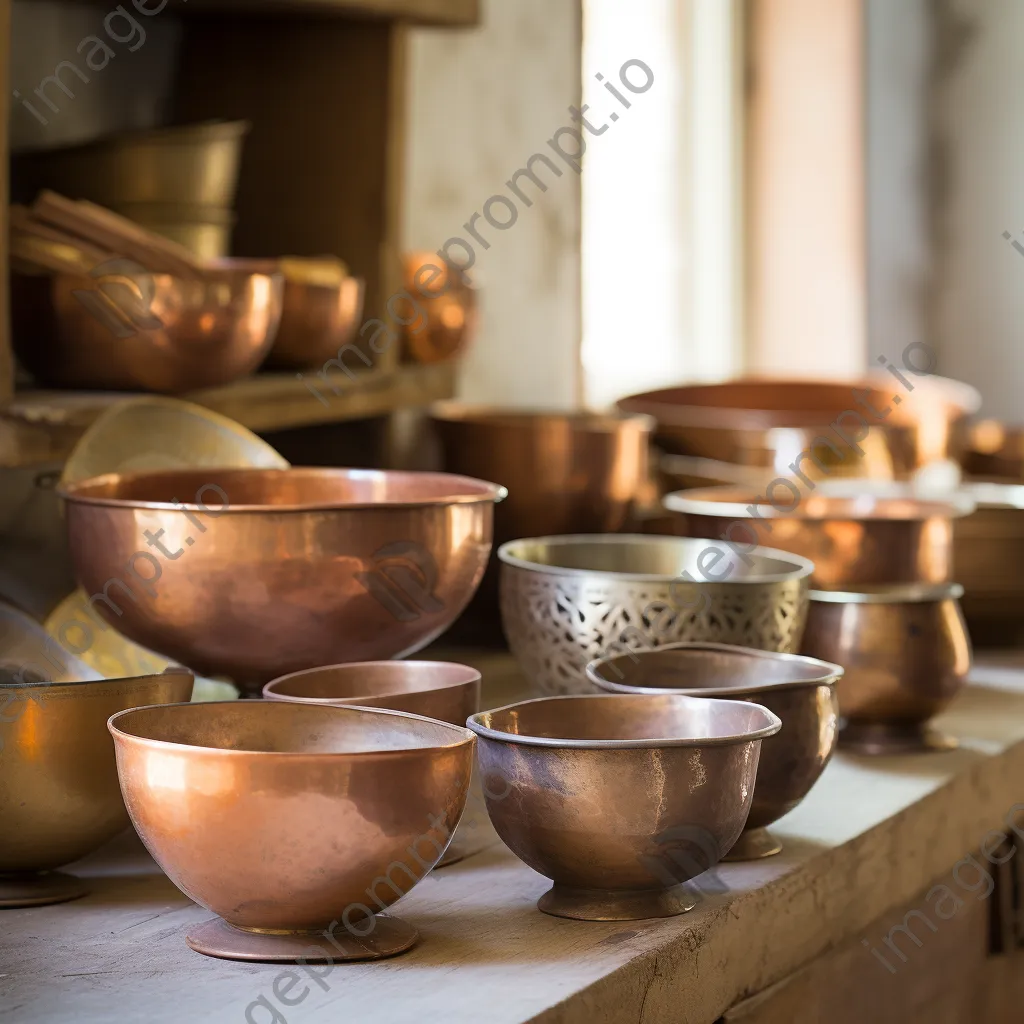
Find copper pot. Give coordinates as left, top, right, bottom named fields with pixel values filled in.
left=664, top=486, right=974, bottom=587
left=59, top=468, right=505, bottom=693
left=587, top=642, right=841, bottom=860
left=800, top=583, right=972, bottom=754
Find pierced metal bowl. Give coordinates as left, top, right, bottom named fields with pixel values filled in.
left=498, top=534, right=813, bottom=696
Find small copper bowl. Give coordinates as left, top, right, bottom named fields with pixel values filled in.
left=263, top=660, right=487, bottom=867
left=587, top=643, right=841, bottom=859
left=664, top=486, right=975, bottom=587
left=467, top=693, right=780, bottom=920
left=109, top=700, right=474, bottom=962
left=0, top=667, right=194, bottom=908
left=402, top=252, right=477, bottom=364
left=800, top=583, right=972, bottom=755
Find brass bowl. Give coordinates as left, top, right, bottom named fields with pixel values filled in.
left=264, top=660, right=486, bottom=867
left=59, top=468, right=505, bottom=694
left=263, top=259, right=366, bottom=370
left=587, top=642, right=841, bottom=859
left=0, top=667, right=194, bottom=908
left=619, top=375, right=980, bottom=480
left=498, top=534, right=813, bottom=696
left=117, top=202, right=235, bottom=260
left=664, top=486, right=975, bottom=587
left=12, top=259, right=283, bottom=393
left=800, top=583, right=972, bottom=755
left=109, top=700, right=474, bottom=961
left=467, top=693, right=781, bottom=920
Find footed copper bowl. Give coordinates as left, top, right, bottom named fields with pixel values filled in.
left=587, top=642, right=841, bottom=859
left=0, top=667, right=194, bottom=907
left=468, top=693, right=780, bottom=920
left=59, top=468, right=504, bottom=694
left=109, top=700, right=473, bottom=962
left=800, top=583, right=972, bottom=754
left=264, top=660, right=488, bottom=867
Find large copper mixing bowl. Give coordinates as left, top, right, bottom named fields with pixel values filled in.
left=12, top=259, right=283, bottom=392
left=800, top=583, right=972, bottom=755
left=264, top=660, right=488, bottom=868
left=468, top=693, right=780, bottom=920
left=109, top=700, right=474, bottom=961
left=587, top=643, right=841, bottom=859
left=0, top=668, right=194, bottom=907
left=59, top=468, right=505, bottom=694
left=499, top=534, right=813, bottom=696
left=664, top=486, right=974, bottom=587
left=619, top=375, right=980, bottom=480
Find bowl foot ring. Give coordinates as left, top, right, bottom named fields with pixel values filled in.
left=0, top=871, right=88, bottom=909
left=722, top=827, right=782, bottom=861
left=185, top=915, right=419, bottom=963
left=840, top=720, right=958, bottom=756
left=538, top=883, right=698, bottom=921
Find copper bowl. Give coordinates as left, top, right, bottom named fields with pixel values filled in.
left=467, top=693, right=781, bottom=920
left=586, top=643, right=841, bottom=859
left=109, top=700, right=474, bottom=961
left=402, top=252, right=477, bottom=364
left=664, top=486, right=975, bottom=587
left=0, top=667, right=194, bottom=908
left=59, top=468, right=505, bottom=694
left=12, top=259, right=283, bottom=393
left=264, top=660, right=488, bottom=867
left=619, top=376, right=980, bottom=480
left=800, top=583, right=972, bottom=755
left=264, top=260, right=365, bottom=370
left=499, top=534, right=813, bottom=696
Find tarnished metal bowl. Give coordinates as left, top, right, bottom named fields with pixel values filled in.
left=109, top=700, right=474, bottom=961
left=12, top=259, right=283, bottom=393
left=264, top=660, right=486, bottom=867
left=498, top=534, right=813, bottom=696
left=59, top=468, right=505, bottom=694
left=664, top=486, right=975, bottom=587
left=0, top=667, right=194, bottom=907
left=468, top=693, right=780, bottom=920
left=587, top=643, right=841, bottom=859
left=800, top=583, right=972, bottom=755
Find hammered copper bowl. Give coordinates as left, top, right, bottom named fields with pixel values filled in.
left=59, top=468, right=505, bottom=694
left=109, top=700, right=473, bottom=962
left=664, top=487, right=974, bottom=587
left=468, top=693, right=780, bottom=921
left=264, top=660, right=488, bottom=868
left=12, top=259, right=283, bottom=393
left=800, top=583, right=972, bottom=755
left=498, top=534, right=814, bottom=696
left=587, top=643, right=841, bottom=859
left=0, top=667, right=194, bottom=908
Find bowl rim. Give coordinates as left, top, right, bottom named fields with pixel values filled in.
left=809, top=582, right=965, bottom=605
left=497, top=533, right=814, bottom=584
left=429, top=400, right=655, bottom=433
left=263, top=659, right=482, bottom=702
left=58, top=467, right=508, bottom=512
left=107, top=699, right=476, bottom=757
left=467, top=692, right=782, bottom=749
left=0, top=666, right=194, bottom=693
left=663, top=485, right=977, bottom=521
left=585, top=641, right=844, bottom=695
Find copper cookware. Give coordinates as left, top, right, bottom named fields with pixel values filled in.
left=59, top=468, right=504, bottom=694
left=587, top=643, right=841, bottom=859
left=800, top=583, right=972, bottom=755
left=109, top=700, right=474, bottom=961
left=619, top=375, right=980, bottom=480
left=664, top=486, right=974, bottom=587
left=402, top=252, right=477, bottom=364
left=499, top=534, right=813, bottom=696
left=264, top=660, right=488, bottom=867
left=963, top=420, right=1024, bottom=480
left=264, top=257, right=366, bottom=369
left=468, top=693, right=780, bottom=920
left=12, top=259, right=283, bottom=392
left=0, top=667, right=194, bottom=908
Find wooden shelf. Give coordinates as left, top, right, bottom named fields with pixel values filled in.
left=0, top=361, right=456, bottom=466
